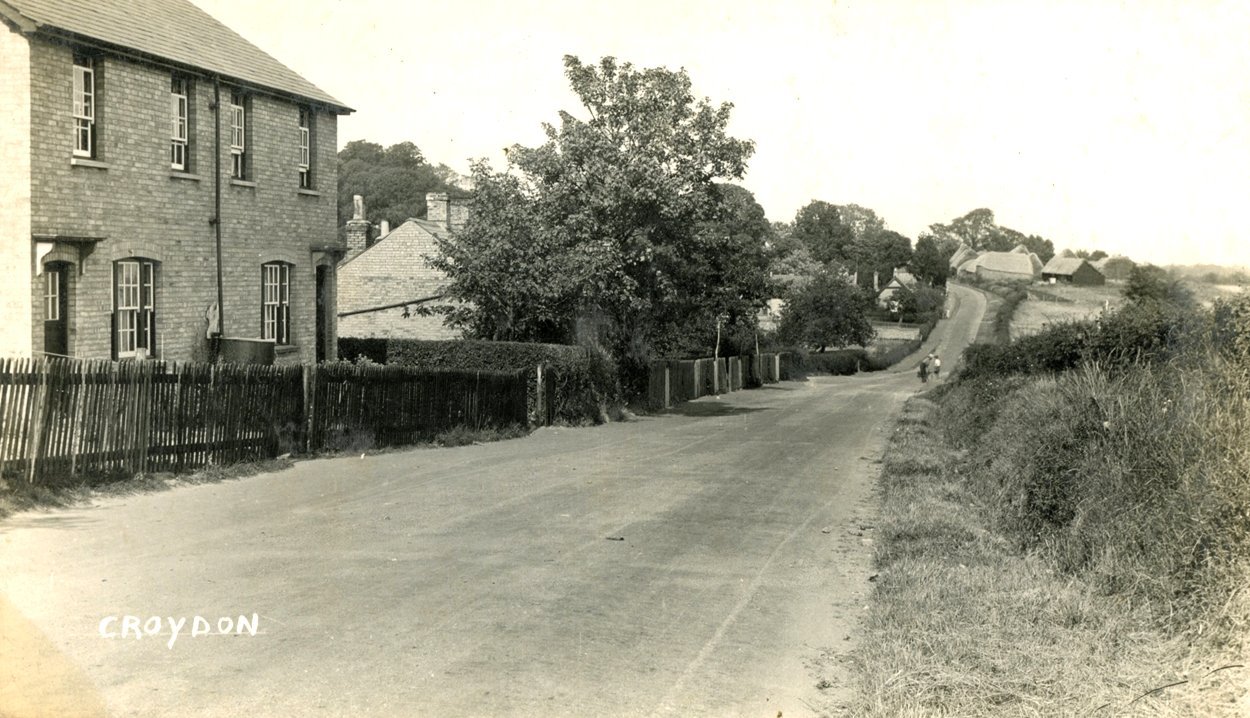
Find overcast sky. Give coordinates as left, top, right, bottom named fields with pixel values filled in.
left=192, top=0, right=1250, bottom=267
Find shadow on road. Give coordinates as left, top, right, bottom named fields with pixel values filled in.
left=665, top=402, right=770, bottom=418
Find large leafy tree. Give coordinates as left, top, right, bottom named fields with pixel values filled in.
left=791, top=201, right=853, bottom=265
left=432, top=56, right=757, bottom=363
left=922, top=208, right=1054, bottom=263
left=776, top=269, right=874, bottom=352
left=337, top=140, right=467, bottom=232
left=910, top=234, right=949, bottom=287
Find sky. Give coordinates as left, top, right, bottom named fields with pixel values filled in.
left=192, top=0, right=1250, bottom=267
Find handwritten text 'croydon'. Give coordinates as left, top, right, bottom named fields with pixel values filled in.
left=98, top=614, right=260, bottom=649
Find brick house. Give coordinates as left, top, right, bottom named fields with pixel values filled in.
left=0, top=0, right=351, bottom=363
left=337, top=192, right=466, bottom=342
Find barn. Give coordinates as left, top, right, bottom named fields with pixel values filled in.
left=1041, top=257, right=1106, bottom=286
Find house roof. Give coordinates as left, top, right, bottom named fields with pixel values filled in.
left=0, top=0, right=350, bottom=112
left=1010, top=243, right=1031, bottom=254
left=949, top=244, right=978, bottom=269
left=1042, top=257, right=1090, bottom=276
left=977, top=251, right=1038, bottom=277
left=340, top=218, right=451, bottom=267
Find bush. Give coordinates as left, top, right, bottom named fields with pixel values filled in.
left=337, top=338, right=621, bottom=425
left=779, top=348, right=867, bottom=378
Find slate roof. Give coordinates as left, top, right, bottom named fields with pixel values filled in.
left=0, top=0, right=350, bottom=111
left=340, top=218, right=451, bottom=267
left=1042, top=257, right=1088, bottom=276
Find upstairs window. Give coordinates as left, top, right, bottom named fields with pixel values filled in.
left=230, top=91, right=248, bottom=179
left=72, top=55, right=95, bottom=157
left=298, top=108, right=312, bottom=189
left=170, top=76, right=190, bottom=170
left=262, top=262, right=291, bottom=344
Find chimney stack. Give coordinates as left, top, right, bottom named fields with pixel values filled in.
left=345, top=194, right=370, bottom=256
left=448, top=199, right=469, bottom=230
left=379, top=220, right=390, bottom=237
left=426, top=192, right=449, bottom=227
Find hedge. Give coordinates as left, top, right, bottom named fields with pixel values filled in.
left=338, top=338, right=620, bottom=425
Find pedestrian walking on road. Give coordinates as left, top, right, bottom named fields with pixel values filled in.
left=918, top=354, right=930, bottom=383
left=932, top=353, right=942, bottom=378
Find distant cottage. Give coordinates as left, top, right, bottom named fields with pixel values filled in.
left=336, top=193, right=467, bottom=341
left=876, top=268, right=919, bottom=309
left=1, top=0, right=352, bottom=362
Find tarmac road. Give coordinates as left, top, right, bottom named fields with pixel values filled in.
left=0, top=284, right=984, bottom=718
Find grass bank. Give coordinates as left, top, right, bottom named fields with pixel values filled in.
left=848, top=389, right=1247, bottom=715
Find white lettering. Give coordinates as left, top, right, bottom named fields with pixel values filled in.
left=121, top=615, right=142, bottom=639
left=143, top=616, right=161, bottom=637
left=235, top=614, right=259, bottom=637
left=166, top=616, right=186, bottom=649
left=217, top=616, right=233, bottom=634
left=192, top=616, right=210, bottom=638
left=98, top=616, right=118, bottom=638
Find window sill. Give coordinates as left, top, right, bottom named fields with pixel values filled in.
left=274, top=344, right=299, bottom=355
left=296, top=188, right=321, bottom=197
left=230, top=179, right=257, bottom=188
left=170, top=171, right=201, bottom=182
left=70, top=157, right=109, bottom=170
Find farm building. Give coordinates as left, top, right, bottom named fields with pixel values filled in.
left=975, top=251, right=1041, bottom=282
left=1042, top=257, right=1106, bottom=286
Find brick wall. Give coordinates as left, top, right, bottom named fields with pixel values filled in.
left=337, top=219, right=461, bottom=342
left=26, top=36, right=340, bottom=363
left=0, top=25, right=32, bottom=356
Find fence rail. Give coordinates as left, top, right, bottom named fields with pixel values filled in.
left=0, top=358, right=528, bottom=484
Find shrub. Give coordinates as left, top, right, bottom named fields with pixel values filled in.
left=779, top=348, right=866, bottom=378
left=337, top=338, right=621, bottom=425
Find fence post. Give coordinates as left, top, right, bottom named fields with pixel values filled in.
left=25, top=359, right=49, bottom=484
left=302, top=364, right=313, bottom=453
left=664, top=365, right=671, bottom=409
left=535, top=364, right=545, bottom=427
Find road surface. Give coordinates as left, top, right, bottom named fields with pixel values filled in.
left=0, top=285, right=984, bottom=718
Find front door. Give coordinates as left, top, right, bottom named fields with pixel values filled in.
left=43, top=263, right=69, bottom=356
left=315, top=265, right=328, bottom=362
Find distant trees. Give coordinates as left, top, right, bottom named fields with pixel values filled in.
left=920, top=208, right=1055, bottom=263
left=431, top=56, right=763, bottom=365
left=337, top=140, right=467, bottom=233
left=1124, top=265, right=1193, bottom=307
left=789, top=201, right=911, bottom=287
left=909, top=235, right=948, bottom=287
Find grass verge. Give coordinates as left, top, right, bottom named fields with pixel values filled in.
left=847, top=393, right=1247, bottom=716
left=0, top=424, right=535, bottom=522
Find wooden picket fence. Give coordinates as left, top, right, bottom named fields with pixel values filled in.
left=0, top=358, right=528, bottom=485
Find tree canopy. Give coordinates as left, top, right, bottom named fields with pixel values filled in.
left=776, top=269, right=874, bottom=352
left=921, top=208, right=1054, bottom=263
left=431, top=56, right=762, bottom=363
left=337, top=140, right=468, bottom=233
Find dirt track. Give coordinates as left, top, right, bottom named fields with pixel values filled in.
left=0, top=285, right=983, bottom=718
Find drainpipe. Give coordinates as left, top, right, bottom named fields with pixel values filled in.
left=212, top=77, right=225, bottom=339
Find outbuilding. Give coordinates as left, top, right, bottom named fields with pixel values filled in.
left=1041, top=257, right=1106, bottom=286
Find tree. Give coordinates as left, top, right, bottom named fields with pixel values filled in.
left=1124, top=264, right=1193, bottom=307
left=849, top=229, right=912, bottom=288
left=433, top=56, right=758, bottom=365
left=777, top=269, right=874, bottom=352
left=337, top=140, right=468, bottom=234
left=925, top=208, right=1054, bottom=261
left=792, top=201, right=853, bottom=265
left=910, top=234, right=948, bottom=287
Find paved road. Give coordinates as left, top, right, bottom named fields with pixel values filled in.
left=0, top=285, right=983, bottom=718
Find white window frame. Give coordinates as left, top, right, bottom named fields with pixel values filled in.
left=298, top=108, right=311, bottom=189
left=115, top=260, right=155, bottom=359
left=72, top=57, right=95, bottom=157
left=45, top=269, right=61, bottom=321
left=171, top=76, right=189, bottom=170
left=262, top=262, right=291, bottom=344
left=230, top=91, right=246, bottom=179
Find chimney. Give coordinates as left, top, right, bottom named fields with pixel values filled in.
left=426, top=192, right=449, bottom=227
left=379, top=220, right=390, bottom=237
left=345, top=194, right=370, bottom=256
left=448, top=198, right=469, bottom=231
